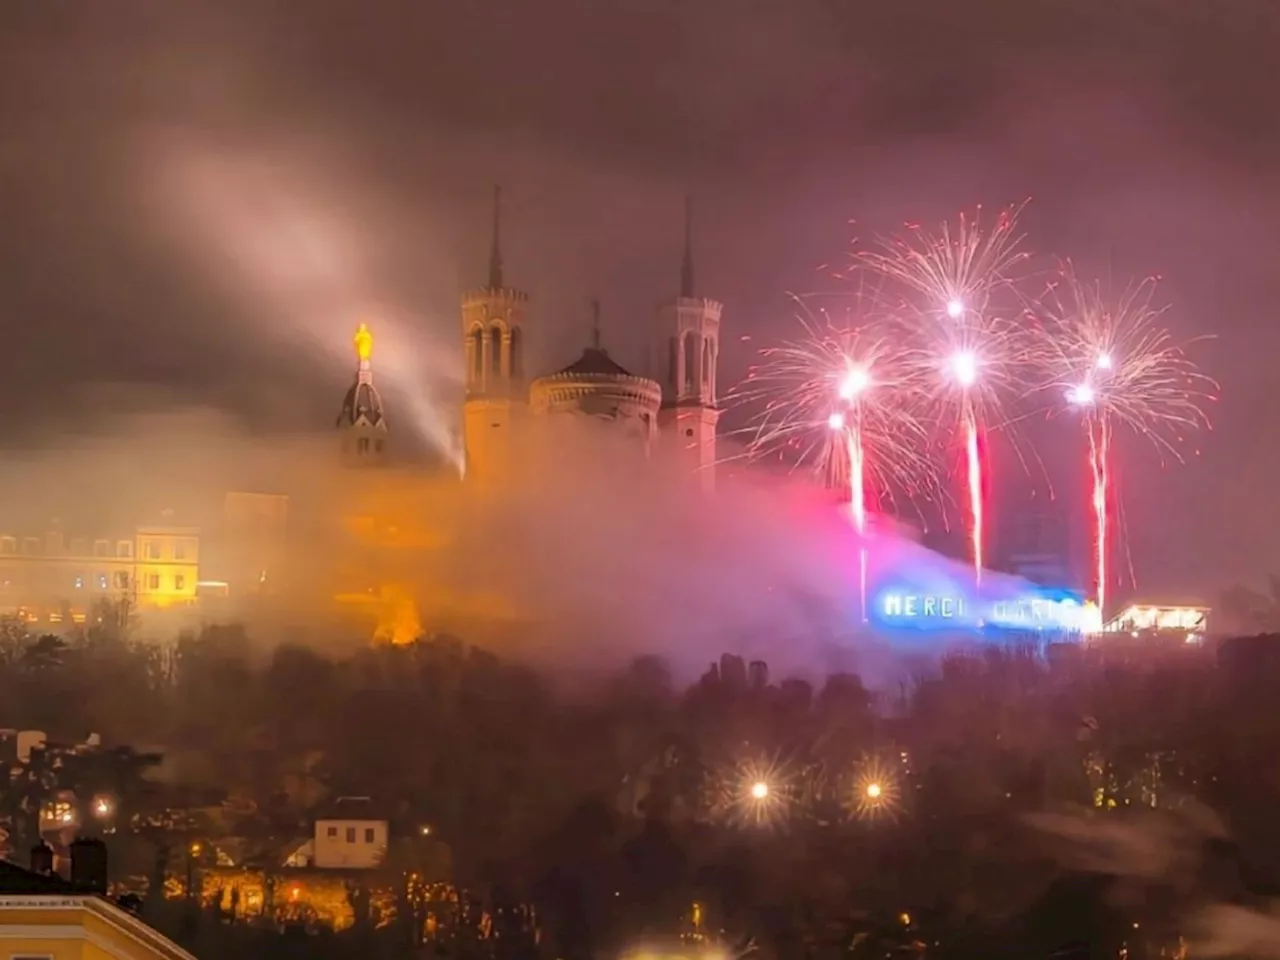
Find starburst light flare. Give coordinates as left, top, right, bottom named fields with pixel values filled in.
left=1037, top=268, right=1215, bottom=619
left=710, top=755, right=798, bottom=829
left=859, top=204, right=1036, bottom=584
left=847, top=754, right=903, bottom=821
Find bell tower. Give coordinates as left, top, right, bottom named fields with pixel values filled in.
left=462, top=186, right=529, bottom=483
left=337, top=323, right=389, bottom=466
left=656, top=197, right=722, bottom=490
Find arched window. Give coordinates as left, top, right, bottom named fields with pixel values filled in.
left=683, top=332, right=698, bottom=394
left=469, top=328, right=484, bottom=384
left=509, top=327, right=522, bottom=379
left=490, top=327, right=503, bottom=376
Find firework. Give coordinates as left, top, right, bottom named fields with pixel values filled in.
left=1037, top=269, right=1215, bottom=618
left=859, top=204, right=1035, bottom=584
left=734, top=307, right=935, bottom=618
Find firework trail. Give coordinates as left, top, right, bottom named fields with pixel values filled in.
left=733, top=305, right=935, bottom=617
left=859, top=204, right=1034, bottom=585
left=1036, top=268, right=1215, bottom=618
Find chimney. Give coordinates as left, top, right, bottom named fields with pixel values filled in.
left=29, top=841, right=54, bottom=876
left=69, top=837, right=108, bottom=895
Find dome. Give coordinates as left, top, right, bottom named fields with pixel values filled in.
left=530, top=346, right=662, bottom=424
left=338, top=379, right=386, bottom=428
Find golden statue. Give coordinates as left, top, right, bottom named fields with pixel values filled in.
left=354, top=323, right=374, bottom=362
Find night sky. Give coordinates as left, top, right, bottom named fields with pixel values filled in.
left=1, top=0, right=1277, bottom=597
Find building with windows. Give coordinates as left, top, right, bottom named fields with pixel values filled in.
left=440, top=188, right=723, bottom=490
left=305, top=797, right=389, bottom=871
left=0, top=841, right=199, bottom=960
left=0, top=521, right=199, bottom=628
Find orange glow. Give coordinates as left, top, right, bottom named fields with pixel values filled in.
left=354, top=323, right=373, bottom=362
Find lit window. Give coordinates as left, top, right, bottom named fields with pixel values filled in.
left=175, top=575, right=185, bottom=591
left=74, top=577, right=83, bottom=589
left=147, top=574, right=160, bottom=590
left=98, top=575, right=108, bottom=589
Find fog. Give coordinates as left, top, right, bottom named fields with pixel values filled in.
left=0, top=397, right=1052, bottom=683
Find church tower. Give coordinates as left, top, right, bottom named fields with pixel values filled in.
left=337, top=323, right=388, bottom=466
left=656, top=198, right=722, bottom=490
left=462, top=186, right=529, bottom=483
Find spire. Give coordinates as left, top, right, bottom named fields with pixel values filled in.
left=680, top=194, right=695, bottom=299
left=488, top=184, right=504, bottom=291
left=590, top=297, right=602, bottom=351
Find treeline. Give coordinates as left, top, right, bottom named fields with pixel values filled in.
left=3, top=613, right=1280, bottom=959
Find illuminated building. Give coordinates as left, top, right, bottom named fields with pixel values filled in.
left=1102, top=603, right=1210, bottom=641
left=338, top=322, right=388, bottom=467
left=462, top=188, right=721, bottom=488
left=653, top=197, right=723, bottom=492
left=0, top=840, right=197, bottom=960
left=529, top=299, right=662, bottom=447
left=286, top=796, right=389, bottom=871
left=0, top=521, right=199, bottom=628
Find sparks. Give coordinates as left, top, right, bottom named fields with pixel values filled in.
left=1035, top=267, right=1215, bottom=617
left=860, top=204, right=1035, bottom=583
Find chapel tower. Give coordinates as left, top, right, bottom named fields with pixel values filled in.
left=655, top=197, right=722, bottom=490
left=462, top=186, right=529, bottom=483
left=337, top=323, right=389, bottom=466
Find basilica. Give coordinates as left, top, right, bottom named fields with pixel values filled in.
left=336, top=188, right=726, bottom=490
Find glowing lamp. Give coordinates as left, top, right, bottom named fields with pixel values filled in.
left=750, top=781, right=769, bottom=800
left=946, top=298, right=964, bottom=319
left=948, top=351, right=977, bottom=387
left=838, top=367, right=871, bottom=400
left=827, top=412, right=845, bottom=431
left=866, top=782, right=883, bottom=799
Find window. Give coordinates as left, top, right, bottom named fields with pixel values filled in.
left=70, top=538, right=88, bottom=556
left=114, top=571, right=130, bottom=590
left=174, top=541, right=186, bottom=561
left=146, top=540, right=160, bottom=560
left=364, top=827, right=375, bottom=843
left=345, top=827, right=356, bottom=843
left=0, top=537, right=14, bottom=555
left=46, top=533, right=63, bottom=554
left=374, top=439, right=384, bottom=454
left=147, top=574, right=160, bottom=590
left=94, top=539, right=110, bottom=557
left=326, top=826, right=337, bottom=838
left=490, top=327, right=502, bottom=375
left=358, top=437, right=370, bottom=453
left=22, top=537, right=39, bottom=555
left=174, top=574, right=186, bottom=591
left=117, top=540, right=133, bottom=558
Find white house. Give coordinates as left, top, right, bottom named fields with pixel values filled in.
left=310, top=796, right=388, bottom=870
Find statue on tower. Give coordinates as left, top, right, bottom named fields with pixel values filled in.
left=354, top=323, right=374, bottom=363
